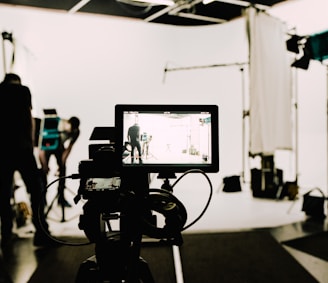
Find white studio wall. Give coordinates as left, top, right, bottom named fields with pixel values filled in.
left=0, top=3, right=327, bottom=194
left=0, top=5, right=247, bottom=191
left=295, top=61, right=327, bottom=191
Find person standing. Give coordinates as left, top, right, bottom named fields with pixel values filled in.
left=128, top=123, right=142, bottom=164
left=0, top=73, right=54, bottom=248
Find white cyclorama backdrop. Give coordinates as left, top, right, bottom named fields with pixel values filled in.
left=0, top=4, right=327, bottom=193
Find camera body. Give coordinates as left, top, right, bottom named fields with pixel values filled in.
left=77, top=132, right=152, bottom=244
left=79, top=145, right=120, bottom=194
left=76, top=143, right=152, bottom=281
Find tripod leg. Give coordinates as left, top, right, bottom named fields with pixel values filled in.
left=58, top=186, right=66, bottom=222
left=75, top=255, right=102, bottom=283
left=45, top=193, right=59, bottom=218
left=60, top=201, right=65, bottom=223
left=137, top=257, right=156, bottom=283
left=45, top=191, right=66, bottom=222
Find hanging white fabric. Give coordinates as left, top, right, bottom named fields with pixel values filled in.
left=246, top=7, right=293, bottom=156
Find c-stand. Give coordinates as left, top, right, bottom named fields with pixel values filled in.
left=44, top=176, right=79, bottom=223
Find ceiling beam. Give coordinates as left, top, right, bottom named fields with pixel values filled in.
left=146, top=0, right=221, bottom=23
left=144, top=3, right=182, bottom=22
left=203, top=0, right=269, bottom=10
left=129, top=0, right=175, bottom=6
left=68, top=0, right=91, bottom=14
left=174, top=12, right=226, bottom=23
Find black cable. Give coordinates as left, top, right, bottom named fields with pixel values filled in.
left=45, top=181, right=84, bottom=223
left=38, top=170, right=213, bottom=245
left=38, top=174, right=92, bottom=246
left=170, top=169, right=213, bottom=231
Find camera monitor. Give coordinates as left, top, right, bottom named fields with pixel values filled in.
left=115, top=104, right=219, bottom=174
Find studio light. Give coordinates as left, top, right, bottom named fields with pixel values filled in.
left=310, top=30, right=328, bottom=62
left=289, top=30, right=328, bottom=70
left=291, top=54, right=311, bottom=70
left=286, top=34, right=302, bottom=54
left=1, top=32, right=13, bottom=42
left=291, top=38, right=312, bottom=70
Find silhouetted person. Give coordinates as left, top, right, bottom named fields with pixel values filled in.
left=39, top=116, right=80, bottom=207
left=0, top=73, right=54, bottom=248
left=128, top=123, right=142, bottom=164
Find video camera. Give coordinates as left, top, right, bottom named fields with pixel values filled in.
left=74, top=104, right=219, bottom=282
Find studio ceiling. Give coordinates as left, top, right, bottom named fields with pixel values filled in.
left=0, top=0, right=290, bottom=26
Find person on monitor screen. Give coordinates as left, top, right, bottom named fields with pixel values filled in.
left=39, top=116, right=80, bottom=207
left=0, top=73, right=55, bottom=248
left=127, top=122, right=142, bottom=164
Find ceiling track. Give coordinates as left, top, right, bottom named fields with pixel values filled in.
left=173, top=12, right=227, bottom=23
left=68, top=0, right=91, bottom=14
left=144, top=3, right=182, bottom=21
left=144, top=0, right=262, bottom=24
left=145, top=0, right=208, bottom=23
left=204, top=0, right=269, bottom=10
left=68, top=0, right=270, bottom=24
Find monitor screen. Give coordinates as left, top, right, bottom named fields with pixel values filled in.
left=115, top=104, right=219, bottom=174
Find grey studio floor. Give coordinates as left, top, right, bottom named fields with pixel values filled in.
left=2, top=174, right=328, bottom=283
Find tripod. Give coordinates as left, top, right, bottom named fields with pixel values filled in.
left=75, top=172, right=156, bottom=283
left=44, top=184, right=75, bottom=223
left=75, top=233, right=155, bottom=283
left=44, top=173, right=82, bottom=223
left=142, top=136, right=157, bottom=161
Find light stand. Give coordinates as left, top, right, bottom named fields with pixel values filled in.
left=240, top=65, right=248, bottom=185
left=326, top=64, right=328, bottom=195
left=163, top=61, right=249, bottom=185
left=1, top=33, right=6, bottom=74
left=1, top=31, right=13, bottom=74
left=293, top=62, right=299, bottom=186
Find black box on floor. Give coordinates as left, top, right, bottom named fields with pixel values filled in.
left=251, top=168, right=283, bottom=199
left=222, top=175, right=242, bottom=192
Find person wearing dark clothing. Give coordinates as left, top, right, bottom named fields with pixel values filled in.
left=0, top=73, right=53, bottom=248
left=39, top=116, right=80, bottom=206
left=128, top=123, right=142, bottom=164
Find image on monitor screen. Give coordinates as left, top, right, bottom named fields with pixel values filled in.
left=115, top=105, right=219, bottom=173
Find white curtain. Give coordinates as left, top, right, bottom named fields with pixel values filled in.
left=246, top=7, right=292, bottom=156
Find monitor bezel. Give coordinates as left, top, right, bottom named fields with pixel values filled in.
left=114, top=104, right=219, bottom=174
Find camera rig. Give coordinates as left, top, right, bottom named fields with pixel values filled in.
left=40, top=102, right=219, bottom=283
left=73, top=127, right=189, bottom=282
